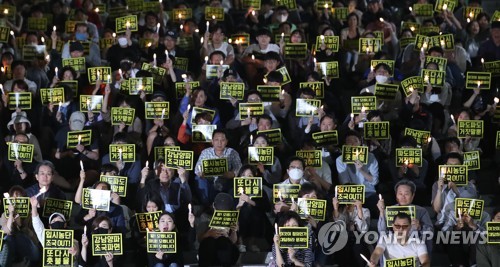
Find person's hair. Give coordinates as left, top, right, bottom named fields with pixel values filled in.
left=287, top=156, right=305, bottom=170
left=257, top=114, right=273, bottom=125
left=290, top=29, right=305, bottom=42
left=158, top=212, right=176, bottom=229
left=117, top=96, right=136, bottom=109
left=93, top=181, right=111, bottom=191
left=427, top=46, right=444, bottom=56
left=393, top=212, right=411, bottom=225
left=75, top=22, right=89, bottom=32
left=298, top=182, right=318, bottom=197
left=101, top=163, right=119, bottom=174
left=60, top=84, right=74, bottom=102
left=275, top=5, right=288, bottom=13
left=476, top=12, right=490, bottom=23
left=394, top=179, right=416, bottom=195
left=144, top=11, right=158, bottom=21
left=35, top=160, right=55, bottom=175
left=194, top=112, right=213, bottom=123
left=254, top=133, right=269, bottom=144
left=142, top=194, right=165, bottom=213
left=367, top=110, right=383, bottom=121
left=466, top=20, right=480, bottom=35
left=346, top=12, right=359, bottom=24
left=12, top=79, right=29, bottom=92
left=245, top=90, right=262, bottom=101
left=298, top=87, right=315, bottom=98
left=374, top=63, right=392, bottom=75
left=189, top=88, right=207, bottom=106
left=444, top=152, right=463, bottom=164
left=212, top=129, right=227, bottom=139
left=9, top=185, right=27, bottom=197
left=210, top=24, right=226, bottom=35
left=320, top=113, right=337, bottom=125
left=59, top=66, right=77, bottom=80
left=113, top=132, right=129, bottom=144
left=307, top=71, right=321, bottom=81
left=444, top=137, right=461, bottom=148
left=209, top=50, right=226, bottom=61
left=277, top=211, right=303, bottom=227
left=424, top=62, right=439, bottom=70
left=91, top=215, right=113, bottom=230
left=237, top=165, right=262, bottom=177
left=345, top=130, right=361, bottom=142
left=266, top=71, right=283, bottom=83
left=399, top=135, right=417, bottom=148
left=492, top=207, right=500, bottom=220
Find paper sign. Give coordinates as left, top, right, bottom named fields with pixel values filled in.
left=483, top=61, right=500, bottom=77
left=284, top=43, right=307, bottom=60
left=248, top=147, right=274, bottom=165
left=374, top=83, right=399, bottom=100
left=435, top=0, right=456, bottom=13
left=414, top=3, right=433, bottom=17
left=109, top=144, right=135, bottom=163
left=129, top=77, right=154, bottom=95
left=257, top=129, right=282, bottom=146
left=175, top=81, right=200, bottom=98
left=8, top=92, right=32, bottom=110
left=92, top=233, right=123, bottom=255
left=62, top=57, right=86, bottom=74
left=145, top=102, right=170, bottom=120
left=209, top=211, right=239, bottom=228
left=316, top=61, right=339, bottom=78
left=457, top=120, right=483, bottom=138
left=439, top=165, right=468, bottom=186
left=154, top=146, right=179, bottom=162
left=300, top=82, right=324, bottom=99
left=395, top=148, right=423, bottom=167
left=257, top=85, right=281, bottom=102
left=385, top=206, right=416, bottom=227
left=165, top=150, right=193, bottom=170
left=82, top=188, right=111, bottom=211
left=238, top=103, right=264, bottom=120
left=234, top=177, right=262, bottom=198
left=401, top=76, right=424, bottom=96
left=455, top=198, right=484, bottom=220
left=205, top=7, right=225, bottom=21
left=351, top=96, right=377, bottom=114
left=136, top=211, right=161, bottom=233
left=202, top=158, right=228, bottom=177
left=192, top=125, right=217, bottom=143
left=111, top=107, right=135, bottom=126
left=273, top=184, right=301, bottom=204
left=3, top=197, right=29, bottom=218
left=312, top=131, right=338, bottom=146
left=141, top=63, right=166, bottom=84
left=465, top=72, right=491, bottom=90
left=463, top=151, right=480, bottom=170
left=206, top=64, right=230, bottom=80
left=385, top=257, right=416, bottom=267
left=404, top=128, right=431, bottom=146
left=147, top=232, right=176, bottom=253
left=278, top=227, right=309, bottom=248
left=422, top=69, right=446, bottom=88
left=87, top=67, right=112, bottom=84
left=100, top=175, right=128, bottom=197
left=67, top=130, right=92, bottom=148
left=330, top=7, right=348, bottom=20
left=359, top=38, right=382, bottom=54
left=172, top=8, right=193, bottom=22
left=116, top=15, right=138, bottom=33
left=341, top=146, right=369, bottom=164
left=7, top=143, right=34, bottom=162
left=364, top=121, right=390, bottom=139
left=42, top=198, right=73, bottom=219
left=40, top=88, right=65, bottom=105
left=276, top=66, right=292, bottom=85
left=296, top=150, right=322, bottom=168
left=27, top=17, right=47, bottom=31
left=315, top=35, right=339, bottom=52
left=486, top=222, right=500, bottom=244
left=296, top=99, right=321, bottom=117
left=296, top=198, right=327, bottom=221
left=43, top=230, right=74, bottom=267
left=336, top=185, right=365, bottom=204
left=424, top=56, right=447, bottom=72
left=220, top=82, right=245, bottom=100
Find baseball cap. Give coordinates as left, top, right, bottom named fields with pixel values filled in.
left=69, top=111, right=85, bottom=131
left=222, top=69, right=237, bottom=79
left=152, top=90, right=167, bottom=100
left=69, top=41, right=84, bottom=52
left=214, top=192, right=235, bottom=211
left=166, top=30, right=178, bottom=39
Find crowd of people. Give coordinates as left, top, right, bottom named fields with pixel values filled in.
left=0, top=0, right=499, bottom=266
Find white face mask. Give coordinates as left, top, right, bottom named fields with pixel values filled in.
left=118, top=37, right=128, bottom=47
left=375, top=75, right=388, bottom=83
left=429, top=94, right=440, bottom=103
left=288, top=169, right=303, bottom=181
left=278, top=14, right=288, bottom=23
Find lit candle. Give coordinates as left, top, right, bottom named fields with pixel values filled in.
left=361, top=106, right=366, bottom=114
left=0, top=84, right=3, bottom=95
left=379, top=194, right=382, bottom=200
left=86, top=98, right=91, bottom=111
left=277, top=190, right=283, bottom=202
left=206, top=21, right=209, bottom=32
left=78, top=135, right=82, bottom=145
left=178, top=13, right=182, bottom=20
left=275, top=223, right=278, bottom=234
left=204, top=56, right=208, bottom=64
left=360, top=254, right=371, bottom=265
left=495, top=97, right=499, bottom=104
left=458, top=208, right=462, bottom=220
left=409, top=7, right=412, bottom=12
left=481, top=58, right=484, bottom=69
left=324, top=3, right=328, bottom=8
left=146, top=161, right=149, bottom=168
left=354, top=150, right=359, bottom=161
left=58, top=101, right=62, bottom=113
left=477, top=81, right=481, bottom=89
left=80, top=160, right=84, bottom=171
left=251, top=54, right=255, bottom=61
left=3, top=193, right=10, bottom=205
left=15, top=93, right=19, bottom=108
left=118, top=69, right=123, bottom=79
left=156, top=22, right=160, bottom=34
left=370, top=65, right=374, bottom=73
left=181, top=74, right=187, bottom=82
left=410, top=26, right=415, bottom=32
left=247, top=107, right=251, bottom=118
left=55, top=67, right=58, bottom=75
left=9, top=31, right=13, bottom=36
left=251, top=10, right=255, bottom=16
left=212, top=15, right=215, bottom=20
left=469, top=11, right=474, bottom=18
left=95, top=7, right=99, bottom=12
left=118, top=148, right=123, bottom=161
left=3, top=9, right=7, bottom=14
left=161, top=108, right=165, bottom=119
left=468, top=199, right=475, bottom=215
left=219, top=60, right=223, bottom=66
left=188, top=203, right=192, bottom=214
left=379, top=17, right=384, bottom=22
left=187, top=104, right=191, bottom=111
left=409, top=86, right=414, bottom=93
left=320, top=34, right=325, bottom=45
left=13, top=143, right=19, bottom=159
left=84, top=225, right=87, bottom=235
left=442, top=3, right=447, bottom=11
left=53, top=26, right=56, bottom=32
left=228, top=38, right=232, bottom=43
left=249, top=135, right=253, bottom=145
left=200, top=36, right=204, bottom=44
left=126, top=21, right=131, bottom=30
left=153, top=53, right=157, bottom=67
left=334, top=186, right=338, bottom=198
left=427, top=136, right=432, bottom=144
left=34, top=186, right=47, bottom=198
left=451, top=114, right=456, bottom=124
left=106, top=74, right=110, bottom=83
left=440, top=39, right=445, bottom=48
left=424, top=75, right=429, bottom=84
left=350, top=113, right=354, bottom=122
left=281, top=32, right=284, bottom=42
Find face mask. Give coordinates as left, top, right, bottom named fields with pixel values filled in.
left=429, top=94, right=440, bottom=103
left=75, top=33, right=87, bottom=41
left=93, top=227, right=109, bottom=234
left=375, top=75, right=388, bottom=83
left=50, top=221, right=65, bottom=229
left=278, top=14, right=288, bottom=23
left=288, top=168, right=303, bottom=181
left=118, top=37, right=128, bottom=47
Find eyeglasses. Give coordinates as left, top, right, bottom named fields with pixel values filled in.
left=393, top=224, right=410, bottom=230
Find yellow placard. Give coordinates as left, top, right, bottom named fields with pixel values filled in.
left=154, top=146, right=179, bottom=162
left=91, top=233, right=123, bottom=255
left=99, top=38, right=115, bottom=50
left=457, top=120, right=483, bottom=138
left=202, top=158, right=228, bottom=177
left=0, top=27, right=10, bottom=43
left=465, top=72, right=491, bottom=90
left=401, top=76, right=424, bottom=96
left=439, top=165, right=468, bottom=186
left=404, top=128, right=431, bottom=146
left=248, top=147, right=274, bottom=165
left=300, top=82, right=324, bottom=99
left=191, top=107, right=216, bottom=125
left=276, top=66, right=292, bottom=85
left=385, top=257, right=416, bottom=267
left=175, top=81, right=200, bottom=98
left=44, top=229, right=73, bottom=249
left=400, top=37, right=416, bottom=49
left=486, top=222, right=500, bottom=244
left=66, top=130, right=92, bottom=148
left=284, top=43, right=307, bottom=60
left=192, top=125, right=217, bottom=143
left=413, top=4, right=433, bottom=17
left=331, top=7, right=348, bottom=20
left=205, top=64, right=230, bottom=80
left=136, top=211, right=161, bottom=233
left=165, top=150, right=193, bottom=170
left=395, top=148, right=423, bottom=167
left=233, top=177, right=263, bottom=198
left=315, top=35, right=339, bottom=52
left=141, top=63, right=166, bottom=84
left=359, top=38, right=382, bottom=54
left=463, top=6, right=482, bottom=20
left=22, top=45, right=46, bottom=61
left=296, top=198, right=327, bottom=221
left=220, top=82, right=245, bottom=100
left=82, top=188, right=110, bottom=211
left=278, top=227, right=309, bottom=248
left=129, top=77, right=154, bottom=95
left=172, top=8, right=193, bottom=22
left=65, top=20, right=84, bottom=34
left=463, top=151, right=480, bottom=170
left=40, top=88, right=65, bottom=105
left=147, top=232, right=176, bottom=253
left=296, top=150, right=322, bottom=168
left=435, top=0, right=456, bottom=13
left=422, top=69, right=446, bottom=88
left=115, top=15, right=138, bottom=33
left=109, top=144, right=135, bottom=162
left=257, top=85, right=281, bottom=102
left=7, top=143, right=34, bottom=162
left=316, top=61, right=339, bottom=78
left=230, top=34, right=250, bottom=47
left=27, top=17, right=47, bottom=31
left=364, top=121, right=390, bottom=140
left=209, top=211, right=239, bottom=228
left=483, top=61, right=500, bottom=77
left=3, top=197, right=30, bottom=218
left=351, top=96, right=377, bottom=114
left=385, top=206, right=416, bottom=227
left=87, top=67, right=112, bottom=85
left=205, top=7, right=225, bottom=21
left=42, top=198, right=73, bottom=219
left=111, top=107, right=135, bottom=126
left=312, top=130, right=338, bottom=146
left=455, top=198, right=484, bottom=220
left=79, top=95, right=102, bottom=113
left=243, top=0, right=261, bottom=10
left=336, top=185, right=365, bottom=204
left=43, top=248, right=73, bottom=267
left=273, top=184, right=300, bottom=203
left=62, top=57, right=86, bottom=74
left=145, top=102, right=169, bottom=120
left=425, top=57, right=447, bottom=72
left=174, top=57, right=189, bottom=71
left=8, top=92, right=32, bottom=110
left=295, top=99, right=321, bottom=117
left=100, top=175, right=128, bottom=197
left=341, top=146, right=369, bottom=164
left=257, top=128, right=282, bottom=146
left=374, top=83, right=399, bottom=100
left=238, top=103, right=264, bottom=120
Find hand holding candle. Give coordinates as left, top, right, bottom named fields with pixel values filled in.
left=188, top=203, right=192, bottom=214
